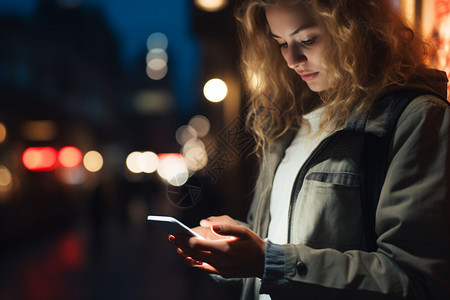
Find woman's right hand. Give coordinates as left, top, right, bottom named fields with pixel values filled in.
left=191, top=215, right=239, bottom=240
left=169, top=215, right=265, bottom=278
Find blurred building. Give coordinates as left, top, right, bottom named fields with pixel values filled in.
left=0, top=0, right=127, bottom=246
left=0, top=1, right=251, bottom=299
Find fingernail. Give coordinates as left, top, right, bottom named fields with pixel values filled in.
left=212, top=225, right=221, bottom=233
left=168, top=235, right=175, bottom=243
left=196, top=261, right=203, bottom=265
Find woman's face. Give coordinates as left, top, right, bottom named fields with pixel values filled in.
left=265, top=2, right=329, bottom=92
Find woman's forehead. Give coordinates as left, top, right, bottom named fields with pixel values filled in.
left=265, top=2, right=317, bottom=35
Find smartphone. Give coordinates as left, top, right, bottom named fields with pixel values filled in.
left=147, top=215, right=205, bottom=239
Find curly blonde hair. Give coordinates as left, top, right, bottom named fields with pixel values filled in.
left=235, top=0, right=433, bottom=154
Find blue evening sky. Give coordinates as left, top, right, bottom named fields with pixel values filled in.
left=0, top=0, right=202, bottom=114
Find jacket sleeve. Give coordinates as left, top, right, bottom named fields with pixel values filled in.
left=259, top=96, right=450, bottom=299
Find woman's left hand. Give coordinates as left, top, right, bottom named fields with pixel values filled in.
left=172, top=224, right=266, bottom=278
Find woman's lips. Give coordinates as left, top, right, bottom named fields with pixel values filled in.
left=299, top=72, right=319, bottom=81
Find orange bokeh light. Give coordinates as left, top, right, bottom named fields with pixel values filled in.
left=58, top=146, right=82, bottom=168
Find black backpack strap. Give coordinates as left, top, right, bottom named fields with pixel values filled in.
left=360, top=90, right=448, bottom=252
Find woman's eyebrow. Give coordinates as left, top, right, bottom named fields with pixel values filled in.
left=270, top=23, right=316, bottom=38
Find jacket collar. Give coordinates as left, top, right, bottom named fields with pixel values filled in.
left=344, top=94, right=396, bottom=138
left=344, top=69, right=448, bottom=137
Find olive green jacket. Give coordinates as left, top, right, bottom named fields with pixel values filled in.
left=240, top=71, right=450, bottom=299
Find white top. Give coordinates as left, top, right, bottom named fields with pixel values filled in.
left=258, top=107, right=329, bottom=300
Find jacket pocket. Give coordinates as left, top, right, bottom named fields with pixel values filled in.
left=293, top=171, right=362, bottom=250
left=305, top=171, right=360, bottom=187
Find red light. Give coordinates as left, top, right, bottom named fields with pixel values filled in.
left=22, top=147, right=58, bottom=171
left=157, top=153, right=184, bottom=160
left=58, top=146, right=82, bottom=168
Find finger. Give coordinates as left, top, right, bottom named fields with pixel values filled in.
left=177, top=235, right=230, bottom=254
left=176, top=247, right=189, bottom=258
left=176, top=247, right=209, bottom=263
left=168, top=235, right=175, bottom=244
left=184, top=256, right=193, bottom=266
left=182, top=255, right=227, bottom=277
left=174, top=234, right=240, bottom=264
left=199, top=218, right=209, bottom=227
left=199, top=216, right=220, bottom=227
left=193, top=262, right=220, bottom=275
left=175, top=234, right=216, bottom=252
left=175, top=239, right=213, bottom=263
left=211, top=224, right=250, bottom=239
left=184, top=256, right=205, bottom=267
left=174, top=234, right=207, bottom=250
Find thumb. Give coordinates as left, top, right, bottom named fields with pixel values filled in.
left=200, top=216, right=226, bottom=227
left=211, top=224, right=249, bottom=239
left=200, top=218, right=212, bottom=227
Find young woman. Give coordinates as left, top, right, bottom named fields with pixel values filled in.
left=170, top=0, right=450, bottom=299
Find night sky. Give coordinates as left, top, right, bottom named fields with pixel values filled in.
left=0, top=0, right=199, bottom=65
left=0, top=0, right=202, bottom=114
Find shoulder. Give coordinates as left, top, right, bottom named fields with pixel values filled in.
left=398, top=94, right=449, bottom=127
left=404, top=94, right=449, bottom=112
left=393, top=94, right=450, bottom=151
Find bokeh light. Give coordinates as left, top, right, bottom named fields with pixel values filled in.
left=203, top=78, right=227, bottom=102
left=146, top=32, right=168, bottom=50
left=141, top=151, right=159, bottom=173
left=146, top=48, right=168, bottom=64
left=0, top=165, right=13, bottom=193
left=146, top=33, right=169, bottom=81
left=83, top=151, right=103, bottom=172
left=146, top=48, right=168, bottom=75
left=146, top=64, right=168, bottom=80
left=126, top=151, right=159, bottom=174
left=147, top=58, right=166, bottom=71
left=182, top=138, right=208, bottom=171
left=0, top=123, right=6, bottom=143
left=175, top=125, right=198, bottom=146
left=58, top=146, right=82, bottom=168
left=157, top=153, right=188, bottom=186
left=126, top=152, right=142, bottom=174
left=21, top=120, right=58, bottom=141
left=188, top=115, right=210, bottom=138
left=194, top=0, right=228, bottom=12
left=133, top=90, right=173, bottom=114
left=22, top=147, right=58, bottom=171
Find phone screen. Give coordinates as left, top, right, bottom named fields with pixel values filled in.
left=147, top=215, right=205, bottom=239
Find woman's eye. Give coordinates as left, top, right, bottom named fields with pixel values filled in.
left=278, top=42, right=287, bottom=49
left=301, top=36, right=318, bottom=46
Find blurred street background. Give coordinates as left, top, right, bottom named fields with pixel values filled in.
left=0, top=0, right=254, bottom=299
left=0, top=0, right=448, bottom=299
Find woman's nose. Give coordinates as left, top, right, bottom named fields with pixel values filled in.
left=286, top=45, right=307, bottom=69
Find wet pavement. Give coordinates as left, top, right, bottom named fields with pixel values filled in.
left=0, top=217, right=241, bottom=300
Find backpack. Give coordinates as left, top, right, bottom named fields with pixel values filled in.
left=360, top=89, right=449, bottom=252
